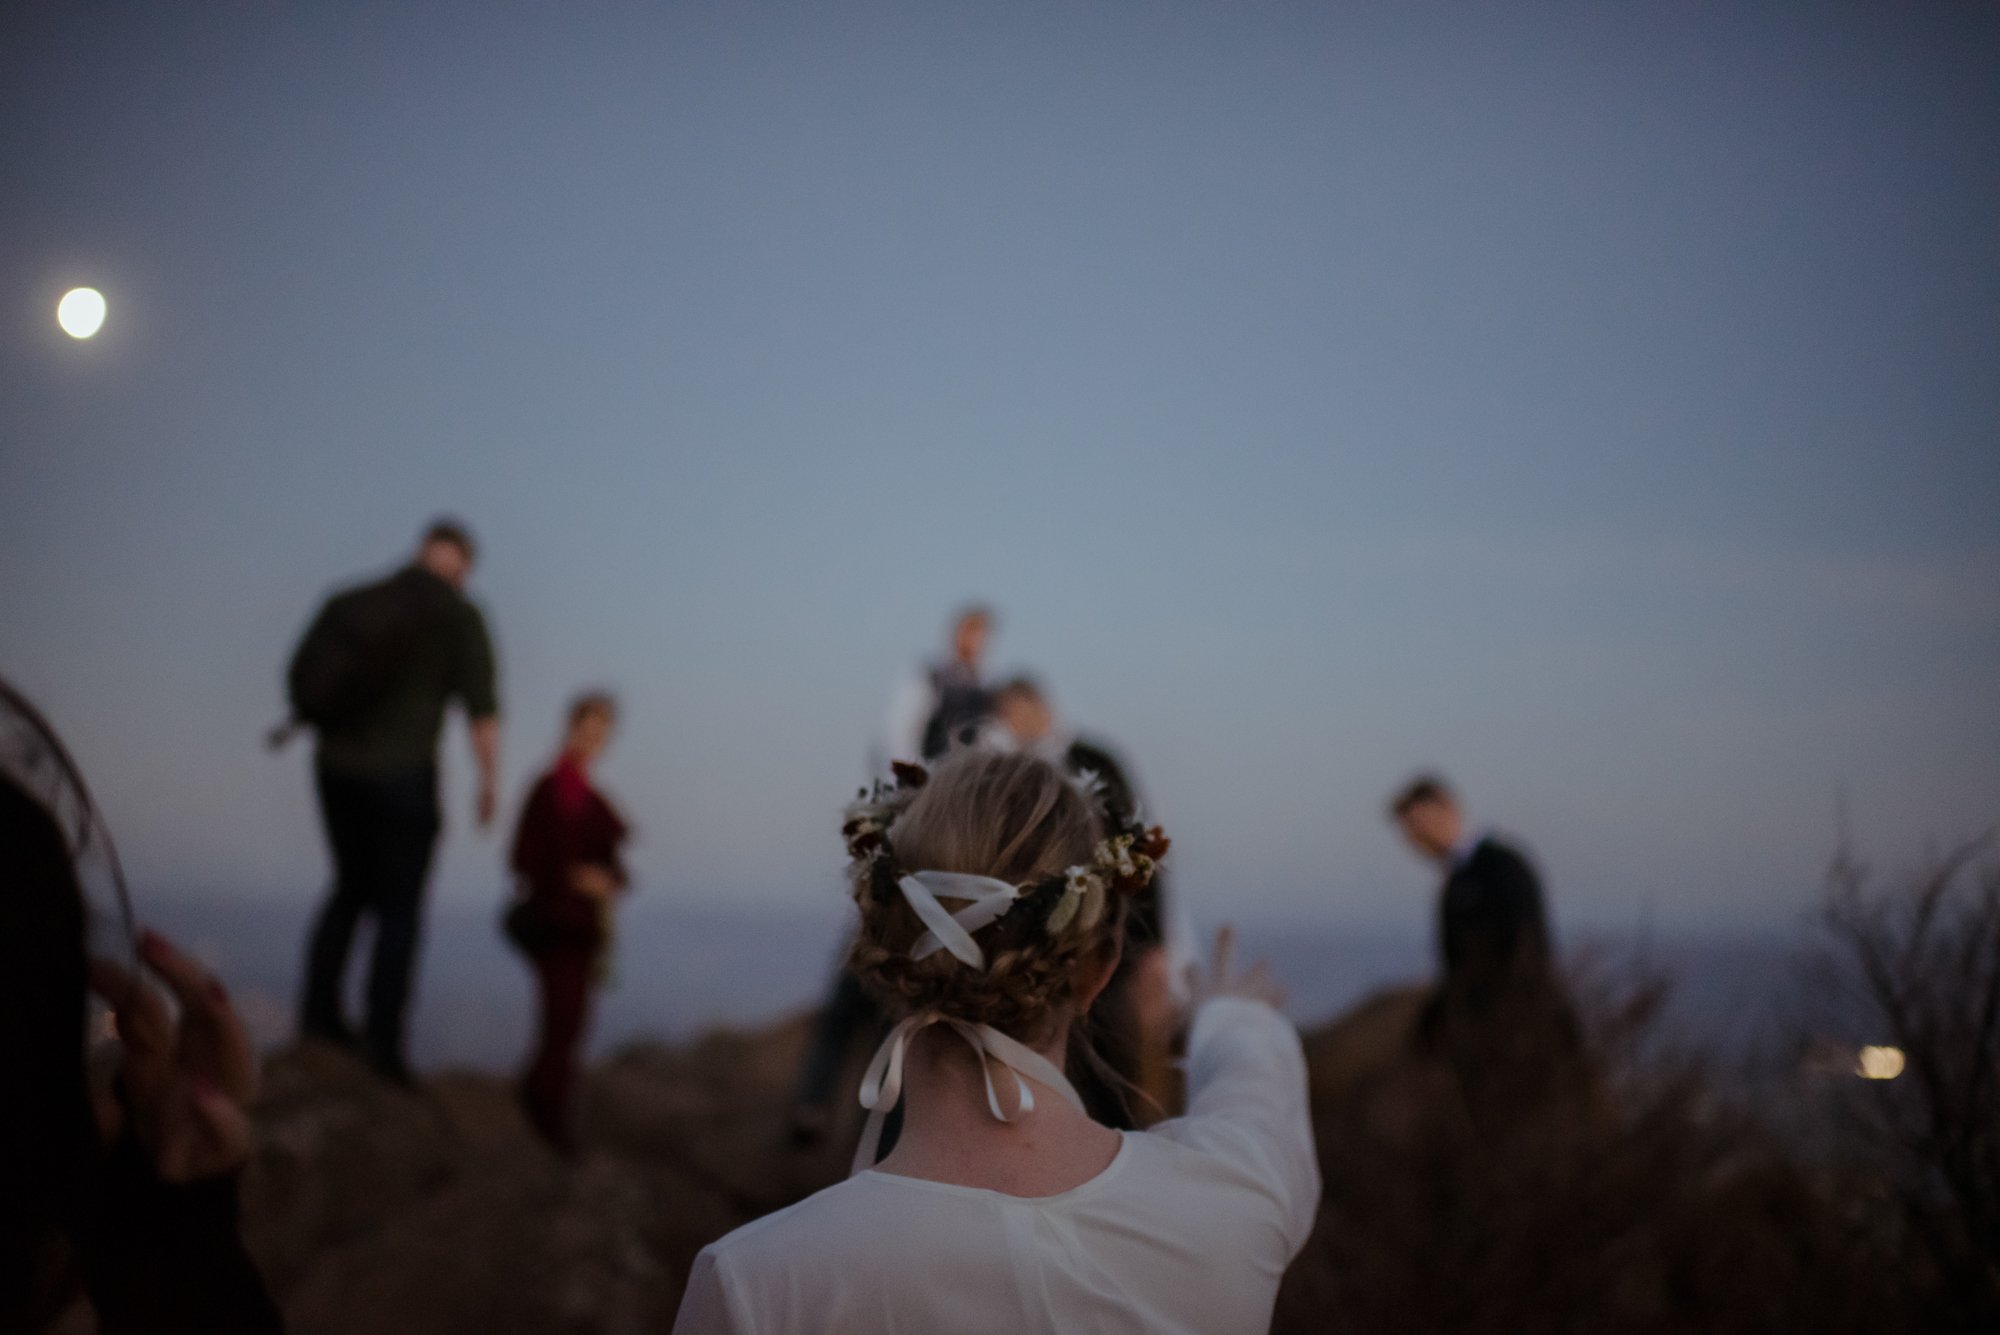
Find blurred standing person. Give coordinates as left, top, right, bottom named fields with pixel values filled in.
left=876, top=604, right=995, bottom=768
left=504, top=693, right=630, bottom=1153
left=989, top=676, right=1183, bottom=1126
left=1389, top=774, right=1582, bottom=1131
left=788, top=604, right=997, bottom=1149
left=988, top=676, right=1140, bottom=824
left=288, top=519, right=501, bottom=1083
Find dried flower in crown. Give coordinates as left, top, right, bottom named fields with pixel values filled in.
left=840, top=762, right=930, bottom=861
left=1046, top=865, right=1102, bottom=935
left=1094, top=824, right=1171, bottom=897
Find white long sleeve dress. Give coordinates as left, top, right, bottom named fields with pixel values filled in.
left=670, top=997, right=1321, bottom=1335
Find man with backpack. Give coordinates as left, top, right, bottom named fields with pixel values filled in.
left=287, top=519, right=501, bottom=1082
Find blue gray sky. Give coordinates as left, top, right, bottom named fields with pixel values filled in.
left=4, top=1, right=1996, bottom=938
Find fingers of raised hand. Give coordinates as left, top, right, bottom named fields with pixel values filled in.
left=1242, top=959, right=1287, bottom=1008
left=155, top=1080, right=255, bottom=1183
left=87, top=957, right=174, bottom=1089
left=137, top=930, right=257, bottom=1101
left=135, top=930, right=214, bottom=1006
left=1209, top=925, right=1238, bottom=989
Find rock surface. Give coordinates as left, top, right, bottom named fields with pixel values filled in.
left=238, top=986, right=1887, bottom=1333
left=241, top=1016, right=845, bottom=1335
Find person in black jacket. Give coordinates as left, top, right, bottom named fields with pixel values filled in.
left=290, top=519, right=502, bottom=1083
left=1390, top=774, right=1582, bottom=1130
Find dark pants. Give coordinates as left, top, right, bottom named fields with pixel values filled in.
left=795, top=967, right=881, bottom=1110
left=301, top=765, right=441, bottom=1071
left=794, top=961, right=903, bottom=1157
left=521, top=944, right=595, bottom=1150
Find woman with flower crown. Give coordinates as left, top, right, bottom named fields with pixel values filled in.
left=671, top=749, right=1319, bottom=1335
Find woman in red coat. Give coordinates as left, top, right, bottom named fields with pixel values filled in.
left=506, top=692, right=629, bottom=1152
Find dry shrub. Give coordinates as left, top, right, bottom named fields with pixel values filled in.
left=1816, top=837, right=2000, bottom=1332
left=1273, top=951, right=1907, bottom=1333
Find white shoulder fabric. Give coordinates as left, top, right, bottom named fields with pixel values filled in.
left=898, top=871, right=1023, bottom=968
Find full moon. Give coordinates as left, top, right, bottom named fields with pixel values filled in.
left=57, top=287, right=108, bottom=339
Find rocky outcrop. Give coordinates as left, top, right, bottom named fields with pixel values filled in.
left=238, top=986, right=1897, bottom=1334
left=240, top=1019, right=843, bottom=1335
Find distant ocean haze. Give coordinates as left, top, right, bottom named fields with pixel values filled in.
left=143, top=887, right=1826, bottom=1075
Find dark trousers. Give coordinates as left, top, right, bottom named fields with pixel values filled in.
left=794, top=961, right=904, bottom=1157
left=521, top=945, right=596, bottom=1150
left=795, top=967, right=881, bottom=1110
left=301, top=765, right=441, bottom=1069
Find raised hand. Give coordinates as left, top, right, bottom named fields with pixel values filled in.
left=1185, top=925, right=1287, bottom=1013
left=88, top=930, right=260, bottom=1183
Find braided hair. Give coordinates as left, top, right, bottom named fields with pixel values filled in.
left=846, top=750, right=1122, bottom=1043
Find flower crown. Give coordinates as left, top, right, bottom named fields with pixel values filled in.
left=842, top=760, right=1169, bottom=953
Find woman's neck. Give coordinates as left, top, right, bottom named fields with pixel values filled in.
left=871, top=1021, right=1122, bottom=1197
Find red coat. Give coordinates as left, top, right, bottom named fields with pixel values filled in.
left=505, top=757, right=628, bottom=954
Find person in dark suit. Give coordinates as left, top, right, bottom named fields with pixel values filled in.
left=1390, top=774, right=1581, bottom=1130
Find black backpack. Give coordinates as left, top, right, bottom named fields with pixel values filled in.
left=285, top=571, right=447, bottom=731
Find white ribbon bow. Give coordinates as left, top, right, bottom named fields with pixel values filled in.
left=899, top=872, right=1023, bottom=968
left=848, top=871, right=1085, bottom=1174
left=852, top=1010, right=1085, bottom=1174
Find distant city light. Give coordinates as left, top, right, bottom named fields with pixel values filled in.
left=57, top=287, right=107, bottom=339
left=1856, top=1045, right=1905, bottom=1080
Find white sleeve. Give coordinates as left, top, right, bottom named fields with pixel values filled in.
left=672, top=1248, right=747, bottom=1335
left=1170, top=997, right=1322, bottom=1252
left=879, top=669, right=934, bottom=770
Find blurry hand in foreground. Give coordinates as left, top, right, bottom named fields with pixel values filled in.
left=1185, top=925, right=1287, bottom=1014
left=89, top=930, right=259, bottom=1183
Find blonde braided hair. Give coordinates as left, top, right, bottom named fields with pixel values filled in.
left=846, top=750, right=1120, bottom=1044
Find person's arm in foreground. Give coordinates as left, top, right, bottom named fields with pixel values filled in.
left=1177, top=926, right=1322, bottom=1249
left=671, top=1249, right=744, bottom=1335
left=82, top=931, right=283, bottom=1335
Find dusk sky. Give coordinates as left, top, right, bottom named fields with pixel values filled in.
left=4, top=1, right=1996, bottom=941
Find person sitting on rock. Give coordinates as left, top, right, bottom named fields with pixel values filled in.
left=673, top=750, right=1319, bottom=1335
